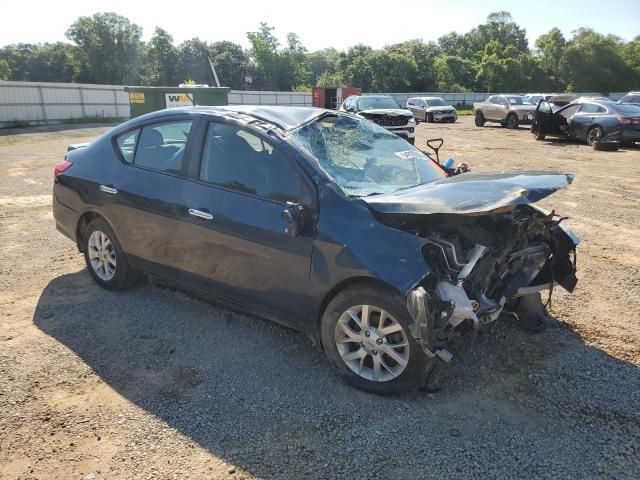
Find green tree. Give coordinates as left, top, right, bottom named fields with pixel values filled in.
left=535, top=28, right=566, bottom=89
left=246, top=23, right=280, bottom=89
left=434, top=55, right=474, bottom=91
left=141, top=27, right=177, bottom=86
left=175, top=38, right=213, bottom=85
left=561, top=29, right=636, bottom=92
left=0, top=58, right=10, bottom=80
left=307, top=48, right=340, bottom=85
left=66, top=12, right=142, bottom=84
left=209, top=41, right=249, bottom=89
left=337, top=45, right=374, bottom=91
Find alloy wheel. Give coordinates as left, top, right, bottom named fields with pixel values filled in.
left=587, top=127, right=603, bottom=145
left=87, top=230, right=117, bottom=281
left=334, top=304, right=410, bottom=382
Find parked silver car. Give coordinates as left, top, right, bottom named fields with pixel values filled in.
left=473, top=95, right=536, bottom=129
left=406, top=97, right=457, bottom=123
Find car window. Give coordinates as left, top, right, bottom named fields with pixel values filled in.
left=559, top=104, right=581, bottom=120
left=580, top=103, right=605, bottom=114
left=488, top=96, right=497, bottom=104
left=290, top=114, right=444, bottom=197
left=200, top=122, right=312, bottom=204
left=116, top=129, right=139, bottom=163
left=134, top=121, right=193, bottom=174
left=538, top=102, right=552, bottom=114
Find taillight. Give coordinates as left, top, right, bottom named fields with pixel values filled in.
left=618, top=117, right=640, bottom=125
left=54, top=160, right=73, bottom=180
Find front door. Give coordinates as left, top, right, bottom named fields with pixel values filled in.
left=179, top=121, right=316, bottom=323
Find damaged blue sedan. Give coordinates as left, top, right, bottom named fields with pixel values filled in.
left=53, top=106, right=579, bottom=394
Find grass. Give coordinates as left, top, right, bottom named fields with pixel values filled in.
left=456, top=107, right=474, bottom=116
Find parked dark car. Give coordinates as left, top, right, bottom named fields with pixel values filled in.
left=531, top=99, right=640, bottom=147
left=618, top=92, right=640, bottom=105
left=53, top=106, right=579, bottom=394
left=339, top=95, right=416, bottom=144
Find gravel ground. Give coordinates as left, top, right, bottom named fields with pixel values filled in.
left=1, top=117, right=639, bottom=479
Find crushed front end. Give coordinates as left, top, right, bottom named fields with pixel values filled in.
left=401, top=206, right=579, bottom=360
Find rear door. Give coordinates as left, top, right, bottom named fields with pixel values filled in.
left=107, top=115, right=203, bottom=275
left=178, top=120, right=317, bottom=323
left=571, top=103, right=606, bottom=139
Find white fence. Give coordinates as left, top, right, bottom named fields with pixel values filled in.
left=0, top=81, right=129, bottom=127
left=0, top=80, right=630, bottom=127
left=228, top=90, right=312, bottom=106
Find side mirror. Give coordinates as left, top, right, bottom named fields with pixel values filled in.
left=281, top=202, right=305, bottom=236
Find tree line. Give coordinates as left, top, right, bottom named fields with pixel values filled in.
left=1, top=11, right=638, bottom=93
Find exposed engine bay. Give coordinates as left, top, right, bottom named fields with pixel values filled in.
left=386, top=205, right=579, bottom=359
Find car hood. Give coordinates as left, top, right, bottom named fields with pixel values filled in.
left=510, top=105, right=536, bottom=112
left=360, top=108, right=413, bottom=117
left=361, top=171, right=574, bottom=215
left=425, top=106, right=455, bottom=112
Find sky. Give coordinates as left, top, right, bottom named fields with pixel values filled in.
left=0, top=0, right=638, bottom=50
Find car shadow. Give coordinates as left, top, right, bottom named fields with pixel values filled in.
left=33, top=270, right=640, bottom=478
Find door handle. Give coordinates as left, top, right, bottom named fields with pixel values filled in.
left=188, top=208, right=213, bottom=221
left=99, top=185, right=118, bottom=194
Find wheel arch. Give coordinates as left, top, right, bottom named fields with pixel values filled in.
left=315, top=276, right=404, bottom=349
left=586, top=124, right=604, bottom=141
left=75, top=211, right=117, bottom=252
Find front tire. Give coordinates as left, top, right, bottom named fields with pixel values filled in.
left=83, top=218, right=139, bottom=290
left=320, top=283, right=430, bottom=394
left=474, top=112, right=485, bottom=127
left=407, top=137, right=415, bottom=145
left=506, top=114, right=519, bottom=129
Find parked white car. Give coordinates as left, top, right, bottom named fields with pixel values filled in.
left=406, top=97, right=458, bottom=123
left=340, top=95, right=416, bottom=144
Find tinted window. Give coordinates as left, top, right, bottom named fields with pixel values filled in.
left=200, top=123, right=312, bottom=204
left=580, top=103, right=605, bottom=113
left=613, top=103, right=640, bottom=115
left=116, top=129, right=139, bottom=163
left=134, top=121, right=193, bottom=174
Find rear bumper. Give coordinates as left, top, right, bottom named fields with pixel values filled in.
left=53, top=188, right=80, bottom=245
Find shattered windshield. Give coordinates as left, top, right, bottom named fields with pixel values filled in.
left=289, top=114, right=443, bottom=196
left=357, top=97, right=401, bottom=111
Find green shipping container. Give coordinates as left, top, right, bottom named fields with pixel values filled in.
left=124, top=86, right=230, bottom=118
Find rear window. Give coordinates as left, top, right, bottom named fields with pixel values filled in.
left=613, top=104, right=640, bottom=115
left=116, top=129, right=139, bottom=163
left=114, top=120, right=193, bottom=175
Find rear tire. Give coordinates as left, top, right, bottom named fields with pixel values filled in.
left=82, top=218, right=139, bottom=290
left=586, top=126, right=604, bottom=146
left=592, top=141, right=619, bottom=151
left=320, top=282, right=430, bottom=395
left=474, top=112, right=485, bottom=127
left=534, top=130, right=546, bottom=141
left=506, top=114, right=519, bottom=129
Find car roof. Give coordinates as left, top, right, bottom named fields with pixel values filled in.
left=128, top=105, right=330, bottom=131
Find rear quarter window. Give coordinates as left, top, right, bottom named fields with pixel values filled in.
left=116, top=129, right=140, bottom=163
